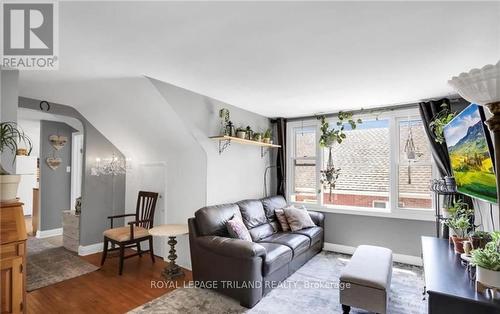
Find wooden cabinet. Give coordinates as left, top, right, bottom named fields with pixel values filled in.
left=1, top=202, right=27, bottom=314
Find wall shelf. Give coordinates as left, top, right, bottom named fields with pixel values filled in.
left=209, top=135, right=281, bottom=157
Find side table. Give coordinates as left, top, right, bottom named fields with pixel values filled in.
left=149, top=224, right=188, bottom=280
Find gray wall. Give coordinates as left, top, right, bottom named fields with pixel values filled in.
left=40, top=120, right=75, bottom=230
left=324, top=213, right=435, bottom=256
left=19, top=97, right=126, bottom=246
left=0, top=69, right=19, bottom=173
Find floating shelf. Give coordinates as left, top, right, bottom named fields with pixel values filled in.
left=209, top=135, right=281, bottom=157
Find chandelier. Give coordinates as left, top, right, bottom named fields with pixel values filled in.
left=91, top=153, right=130, bottom=176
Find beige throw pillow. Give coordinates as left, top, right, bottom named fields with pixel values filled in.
left=283, top=206, right=316, bottom=232
left=274, top=209, right=290, bottom=232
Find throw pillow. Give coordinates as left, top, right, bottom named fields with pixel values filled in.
left=283, top=206, right=316, bottom=232
left=274, top=209, right=290, bottom=232
left=226, top=216, right=252, bottom=242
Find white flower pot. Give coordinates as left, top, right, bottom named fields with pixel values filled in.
left=477, top=266, right=500, bottom=289
left=0, top=175, right=21, bottom=202
left=236, top=131, right=246, bottom=139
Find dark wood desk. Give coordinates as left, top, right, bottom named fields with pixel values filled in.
left=422, top=236, right=500, bottom=314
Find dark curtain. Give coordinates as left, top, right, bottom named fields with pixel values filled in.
left=419, top=98, right=474, bottom=227
left=276, top=118, right=287, bottom=196
left=418, top=98, right=453, bottom=177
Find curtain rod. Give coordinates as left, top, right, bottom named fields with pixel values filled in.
left=282, top=95, right=463, bottom=122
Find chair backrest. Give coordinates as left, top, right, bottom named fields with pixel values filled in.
left=135, top=191, right=159, bottom=229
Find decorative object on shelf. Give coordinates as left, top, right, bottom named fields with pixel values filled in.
left=446, top=214, right=471, bottom=254
left=46, top=155, right=62, bottom=170
left=219, top=108, right=230, bottom=135
left=236, top=128, right=246, bottom=139
left=253, top=132, right=262, bottom=142
left=470, top=231, right=492, bottom=250
left=91, top=153, right=129, bottom=176
left=471, top=231, right=500, bottom=293
left=317, top=112, right=362, bottom=201
left=448, top=60, right=500, bottom=209
left=225, top=121, right=235, bottom=137
left=263, top=128, right=272, bottom=144
left=245, top=126, right=253, bottom=140
left=429, top=103, right=456, bottom=144
left=0, top=122, right=33, bottom=202
left=49, top=134, right=68, bottom=150
left=75, top=196, right=82, bottom=215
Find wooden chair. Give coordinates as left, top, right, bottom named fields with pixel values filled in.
left=101, top=191, right=159, bottom=275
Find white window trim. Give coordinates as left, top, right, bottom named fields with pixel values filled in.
left=286, top=108, right=435, bottom=222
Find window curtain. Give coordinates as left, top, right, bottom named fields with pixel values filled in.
left=418, top=98, right=453, bottom=177
left=276, top=118, right=287, bottom=196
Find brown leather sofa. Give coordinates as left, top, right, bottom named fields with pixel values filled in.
left=188, top=195, right=324, bottom=308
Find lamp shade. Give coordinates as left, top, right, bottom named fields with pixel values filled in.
left=448, top=60, right=500, bottom=106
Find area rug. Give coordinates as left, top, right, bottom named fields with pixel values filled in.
left=129, top=251, right=426, bottom=314
left=27, top=237, right=100, bottom=291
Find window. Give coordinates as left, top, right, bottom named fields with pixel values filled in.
left=287, top=109, right=434, bottom=220
left=322, top=119, right=390, bottom=209
left=290, top=126, right=317, bottom=204
left=397, top=118, right=433, bottom=209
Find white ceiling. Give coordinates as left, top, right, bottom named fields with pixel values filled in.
left=19, top=1, right=500, bottom=118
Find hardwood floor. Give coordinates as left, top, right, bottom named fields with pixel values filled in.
left=27, top=249, right=192, bottom=314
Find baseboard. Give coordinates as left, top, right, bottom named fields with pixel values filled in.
left=78, top=242, right=103, bottom=256
left=35, top=227, right=63, bottom=239
left=323, top=242, right=422, bottom=266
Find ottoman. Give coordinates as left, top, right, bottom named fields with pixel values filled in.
left=339, top=245, right=393, bottom=314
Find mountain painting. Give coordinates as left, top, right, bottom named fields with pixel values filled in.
left=443, top=104, right=497, bottom=204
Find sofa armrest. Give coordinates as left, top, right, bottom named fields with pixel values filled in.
left=309, top=210, right=325, bottom=228
left=196, top=236, right=266, bottom=259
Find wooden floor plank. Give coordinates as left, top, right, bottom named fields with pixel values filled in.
left=27, top=249, right=192, bottom=314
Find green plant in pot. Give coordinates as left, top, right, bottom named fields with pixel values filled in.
left=469, top=231, right=492, bottom=250
left=445, top=213, right=471, bottom=254
left=253, top=132, right=262, bottom=142
left=317, top=112, right=362, bottom=201
left=263, top=128, right=272, bottom=144
left=0, top=122, right=32, bottom=202
left=236, top=128, right=246, bottom=139
left=471, top=231, right=500, bottom=290
left=429, top=103, right=456, bottom=144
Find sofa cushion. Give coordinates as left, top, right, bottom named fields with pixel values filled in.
left=237, top=199, right=268, bottom=229
left=248, top=223, right=275, bottom=242
left=283, top=206, right=316, bottom=231
left=293, top=226, right=323, bottom=245
left=226, top=216, right=252, bottom=242
left=195, top=203, right=241, bottom=236
left=261, top=195, right=287, bottom=220
left=259, top=242, right=293, bottom=276
left=258, top=233, right=310, bottom=257
left=274, top=209, right=290, bottom=232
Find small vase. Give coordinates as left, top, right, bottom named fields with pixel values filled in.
left=451, top=236, right=466, bottom=254
left=263, top=138, right=271, bottom=144
left=236, top=131, right=246, bottom=139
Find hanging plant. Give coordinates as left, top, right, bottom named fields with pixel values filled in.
left=219, top=108, right=230, bottom=135
left=317, top=112, right=362, bottom=202
left=429, top=103, right=456, bottom=144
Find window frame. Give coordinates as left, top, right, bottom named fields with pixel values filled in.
left=286, top=108, right=435, bottom=221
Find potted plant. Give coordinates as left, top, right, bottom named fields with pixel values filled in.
left=0, top=122, right=32, bottom=202
left=245, top=126, right=253, bottom=140
left=253, top=133, right=262, bottom=142
left=471, top=231, right=500, bottom=290
left=236, top=128, right=246, bottom=139
left=470, top=231, right=492, bottom=250
left=219, top=108, right=230, bottom=136
left=429, top=103, right=456, bottom=144
left=445, top=213, right=471, bottom=254
left=263, top=128, right=272, bottom=143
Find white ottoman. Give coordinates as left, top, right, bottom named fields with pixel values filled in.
left=339, top=245, right=393, bottom=314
